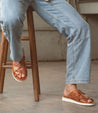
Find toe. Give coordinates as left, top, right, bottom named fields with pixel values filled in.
left=18, top=74, right=22, bottom=78
left=87, top=98, right=94, bottom=103
left=22, top=74, right=25, bottom=78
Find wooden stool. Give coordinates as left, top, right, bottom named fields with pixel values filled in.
left=0, top=6, right=40, bottom=101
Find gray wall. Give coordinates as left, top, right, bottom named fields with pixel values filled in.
left=87, top=15, right=98, bottom=60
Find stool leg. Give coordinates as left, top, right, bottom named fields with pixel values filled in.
left=27, top=7, right=40, bottom=101
left=0, top=32, right=8, bottom=93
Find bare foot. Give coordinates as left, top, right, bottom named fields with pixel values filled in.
left=63, top=84, right=94, bottom=104
left=12, top=55, right=27, bottom=82
left=63, top=84, right=77, bottom=96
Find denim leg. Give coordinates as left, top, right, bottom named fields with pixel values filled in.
left=1, top=0, right=31, bottom=61
left=32, top=0, right=91, bottom=84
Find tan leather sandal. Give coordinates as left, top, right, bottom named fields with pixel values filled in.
left=62, top=89, right=95, bottom=106
left=12, top=55, right=27, bottom=82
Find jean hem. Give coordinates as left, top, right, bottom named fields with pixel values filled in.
left=66, top=80, right=90, bottom=84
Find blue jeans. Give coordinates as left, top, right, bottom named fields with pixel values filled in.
left=1, top=0, right=91, bottom=84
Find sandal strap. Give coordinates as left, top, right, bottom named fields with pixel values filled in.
left=12, top=55, right=27, bottom=81
left=64, top=89, right=93, bottom=103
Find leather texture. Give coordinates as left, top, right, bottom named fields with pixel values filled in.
left=63, top=89, right=94, bottom=104
left=12, top=55, right=27, bottom=81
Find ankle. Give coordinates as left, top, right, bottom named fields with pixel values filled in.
left=63, top=84, right=77, bottom=96
left=65, top=84, right=77, bottom=90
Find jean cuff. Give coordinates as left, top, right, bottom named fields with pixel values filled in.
left=66, top=80, right=90, bottom=84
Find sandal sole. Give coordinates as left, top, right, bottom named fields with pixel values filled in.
left=12, top=72, right=25, bottom=82
left=62, top=96, right=95, bottom=106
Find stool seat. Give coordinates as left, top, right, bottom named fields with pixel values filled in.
left=0, top=6, right=40, bottom=101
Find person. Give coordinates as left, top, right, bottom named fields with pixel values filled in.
left=0, top=0, right=95, bottom=106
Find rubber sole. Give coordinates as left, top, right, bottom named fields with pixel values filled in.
left=12, top=72, right=24, bottom=82
left=62, top=96, right=95, bottom=106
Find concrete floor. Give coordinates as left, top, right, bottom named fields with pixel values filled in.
left=0, top=61, right=98, bottom=113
